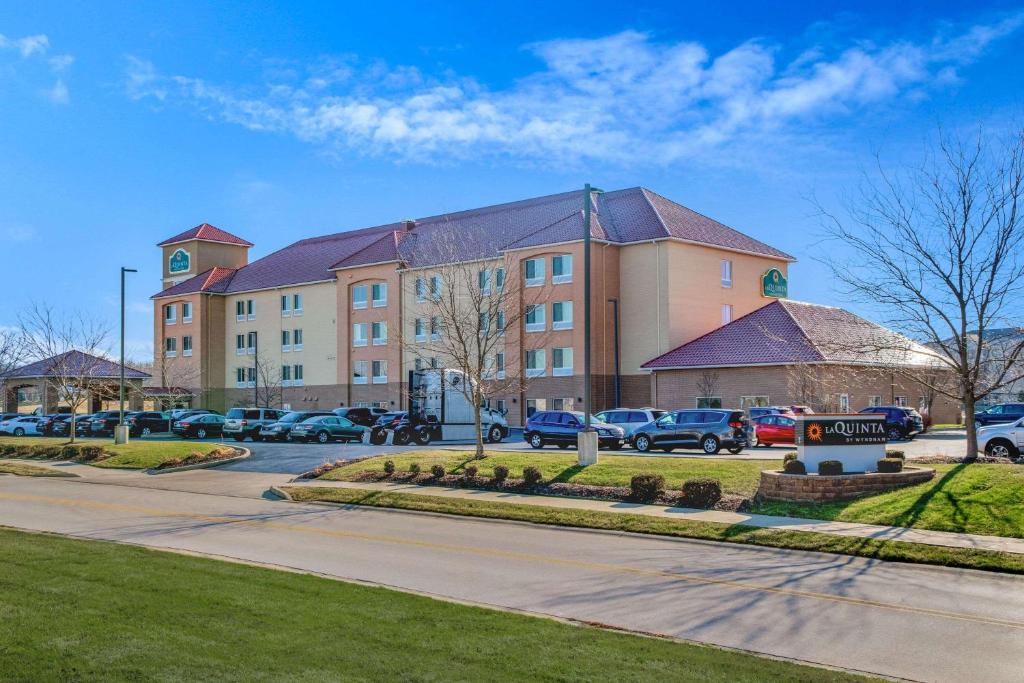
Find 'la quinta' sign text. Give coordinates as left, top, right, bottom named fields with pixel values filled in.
left=169, top=248, right=191, bottom=274
left=761, top=268, right=787, bottom=298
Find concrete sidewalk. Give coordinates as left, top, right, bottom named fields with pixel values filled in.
left=285, top=478, right=1024, bottom=556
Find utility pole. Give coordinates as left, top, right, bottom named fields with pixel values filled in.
left=115, top=267, right=137, bottom=444
left=578, top=183, right=602, bottom=465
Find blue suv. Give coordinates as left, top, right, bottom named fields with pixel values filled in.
left=974, top=403, right=1024, bottom=429
left=524, top=411, right=625, bottom=450
left=858, top=406, right=924, bottom=440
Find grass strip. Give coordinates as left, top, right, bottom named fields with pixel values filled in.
left=0, top=436, right=223, bottom=469
left=0, top=462, right=76, bottom=477
left=0, top=527, right=874, bottom=682
left=285, top=486, right=1024, bottom=575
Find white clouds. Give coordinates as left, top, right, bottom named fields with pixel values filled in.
left=4, top=225, right=37, bottom=242
left=0, top=31, right=72, bottom=104
left=123, top=12, right=1024, bottom=166
left=0, top=33, right=48, bottom=58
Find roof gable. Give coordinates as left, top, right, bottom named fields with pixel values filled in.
left=157, top=223, right=253, bottom=248
left=6, top=351, right=150, bottom=380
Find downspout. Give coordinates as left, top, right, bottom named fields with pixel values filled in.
left=609, top=297, right=621, bottom=408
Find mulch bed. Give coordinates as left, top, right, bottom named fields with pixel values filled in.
left=912, top=454, right=1017, bottom=465
left=154, top=446, right=243, bottom=470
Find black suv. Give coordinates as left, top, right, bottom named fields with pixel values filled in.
left=258, top=410, right=335, bottom=441
left=858, top=406, right=924, bottom=440
left=89, top=410, right=134, bottom=436
left=334, top=406, right=390, bottom=428
left=127, top=411, right=172, bottom=437
left=974, top=403, right=1024, bottom=429
left=522, top=411, right=626, bottom=450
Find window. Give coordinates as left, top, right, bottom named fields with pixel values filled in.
left=353, top=323, right=368, bottom=347
left=235, top=334, right=246, bottom=355
left=235, top=300, right=244, bottom=322
left=165, top=304, right=176, bottom=324
left=235, top=367, right=247, bottom=388
left=494, top=399, right=507, bottom=414
left=526, top=398, right=547, bottom=417
left=868, top=395, right=882, bottom=407
left=430, top=356, right=439, bottom=369
left=552, top=254, right=572, bottom=284
left=478, top=269, right=491, bottom=294
left=552, top=398, right=575, bottom=411
left=695, top=397, right=722, bottom=408
left=247, top=367, right=256, bottom=387
left=164, top=337, right=177, bottom=358
left=281, top=295, right=291, bottom=317
left=414, top=357, right=423, bottom=371
left=495, top=352, right=505, bottom=379
left=526, top=349, right=545, bottom=377
left=721, top=304, right=733, bottom=325
left=371, top=283, right=387, bottom=307
left=353, top=360, right=368, bottom=385
left=246, top=331, right=257, bottom=355
left=246, top=299, right=255, bottom=321
left=740, top=396, right=769, bottom=409
left=495, top=267, right=505, bottom=293
left=524, top=258, right=544, bottom=286
left=182, top=335, right=193, bottom=357
left=415, top=278, right=426, bottom=302
left=414, top=318, right=426, bottom=342
left=281, top=329, right=292, bottom=352
left=721, top=260, right=733, bottom=287
left=372, top=360, right=387, bottom=384
left=838, top=394, right=850, bottom=412
left=894, top=396, right=908, bottom=407
left=352, top=285, right=368, bottom=310
left=372, top=321, right=387, bottom=345
left=478, top=312, right=489, bottom=335
left=552, top=347, right=573, bottom=376
left=293, top=328, right=303, bottom=351
left=430, top=316, right=441, bottom=341
left=525, top=304, right=545, bottom=332
left=293, top=364, right=304, bottom=386
left=281, top=365, right=292, bottom=386
left=430, top=275, right=442, bottom=300
left=293, top=294, right=303, bottom=315
left=182, top=301, right=192, bottom=323
left=552, top=301, right=573, bottom=330
left=496, top=311, right=505, bottom=336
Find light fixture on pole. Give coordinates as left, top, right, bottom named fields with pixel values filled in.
left=578, top=183, right=603, bottom=466
left=115, top=267, right=137, bottom=445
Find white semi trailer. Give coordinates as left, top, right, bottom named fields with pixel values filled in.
left=387, top=369, right=509, bottom=445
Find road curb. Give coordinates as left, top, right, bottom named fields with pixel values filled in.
left=146, top=446, right=251, bottom=475
left=268, top=485, right=293, bottom=500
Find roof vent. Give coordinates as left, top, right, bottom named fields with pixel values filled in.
left=402, top=219, right=416, bottom=231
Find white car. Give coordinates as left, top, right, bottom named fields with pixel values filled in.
left=976, top=418, right=1024, bottom=459
left=0, top=415, right=42, bottom=436
left=594, top=408, right=666, bottom=438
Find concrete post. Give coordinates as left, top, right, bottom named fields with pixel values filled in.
left=577, top=430, right=598, bottom=465
left=113, top=425, right=130, bottom=444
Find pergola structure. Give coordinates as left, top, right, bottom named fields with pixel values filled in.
left=1, top=351, right=150, bottom=414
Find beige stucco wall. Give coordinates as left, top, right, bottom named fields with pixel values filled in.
left=161, top=239, right=249, bottom=287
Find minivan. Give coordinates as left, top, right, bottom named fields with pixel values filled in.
left=630, top=409, right=747, bottom=455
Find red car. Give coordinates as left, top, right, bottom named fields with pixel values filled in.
left=752, top=413, right=796, bottom=447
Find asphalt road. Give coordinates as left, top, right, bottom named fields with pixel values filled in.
left=0, top=473, right=1020, bottom=682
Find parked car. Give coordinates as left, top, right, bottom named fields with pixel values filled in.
left=974, top=403, right=1024, bottom=429
left=333, top=406, right=390, bottom=428
left=747, top=406, right=794, bottom=420
left=593, top=408, right=665, bottom=437
left=168, top=408, right=216, bottom=421
left=751, top=413, right=796, bottom=447
left=631, top=409, right=748, bottom=455
left=89, top=410, right=135, bottom=436
left=0, top=412, right=20, bottom=423
left=0, top=415, right=42, bottom=436
left=36, top=413, right=71, bottom=436
left=523, top=411, right=625, bottom=450
left=258, top=410, right=335, bottom=442
left=289, top=415, right=367, bottom=444
left=224, top=407, right=287, bottom=441
left=367, top=412, right=411, bottom=444
left=976, top=418, right=1024, bottom=459
left=46, top=414, right=76, bottom=437
left=74, top=414, right=99, bottom=437
left=172, top=413, right=226, bottom=439
left=858, top=406, right=924, bottom=441
left=127, top=411, right=173, bottom=437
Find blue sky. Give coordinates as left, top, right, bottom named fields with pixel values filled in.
left=1, top=1, right=1023, bottom=358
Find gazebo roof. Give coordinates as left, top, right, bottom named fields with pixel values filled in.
left=4, top=351, right=150, bottom=380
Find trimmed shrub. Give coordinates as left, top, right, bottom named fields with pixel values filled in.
left=430, top=464, right=446, bottom=479
left=885, top=450, right=906, bottom=460
left=14, top=444, right=34, bottom=457
left=60, top=444, right=82, bottom=460
left=383, top=459, right=396, bottom=475
left=629, top=473, right=665, bottom=503
left=77, top=446, right=105, bottom=462
left=818, top=460, right=843, bottom=476
left=0, top=443, right=17, bottom=456
left=522, top=466, right=543, bottom=486
left=782, top=452, right=799, bottom=464
left=31, top=445, right=62, bottom=459
left=408, top=462, right=421, bottom=475
left=877, top=458, right=904, bottom=473
left=492, top=464, right=510, bottom=484
left=463, top=465, right=478, bottom=478
left=681, top=478, right=722, bottom=508
left=783, top=459, right=806, bottom=475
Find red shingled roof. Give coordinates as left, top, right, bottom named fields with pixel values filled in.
left=6, top=351, right=150, bottom=379
left=151, top=267, right=238, bottom=299
left=642, top=300, right=939, bottom=370
left=157, top=223, right=253, bottom=247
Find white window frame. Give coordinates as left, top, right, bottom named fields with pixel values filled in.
left=281, top=329, right=292, bottom=353
left=552, top=301, right=573, bottom=330
left=281, top=364, right=292, bottom=387
left=293, top=328, right=303, bottom=351
left=526, top=398, right=546, bottom=417
left=695, top=397, right=723, bottom=409
left=235, top=334, right=246, bottom=356
left=496, top=311, right=505, bottom=337
left=525, top=349, right=546, bottom=378
left=165, top=304, right=176, bottom=325
left=415, top=278, right=426, bottom=303
left=182, top=335, right=193, bottom=357
left=430, top=316, right=441, bottom=342
left=740, top=396, right=770, bottom=409
left=524, top=258, right=544, bottom=287
left=496, top=351, right=506, bottom=380
left=721, top=304, right=733, bottom=325
left=235, top=367, right=247, bottom=389
left=371, top=283, right=387, bottom=308
left=838, top=393, right=851, bottom=413
left=246, top=331, right=257, bottom=355
left=372, top=321, right=387, bottom=346
left=414, top=318, right=426, bottom=343
left=479, top=269, right=491, bottom=295
left=281, top=295, right=292, bottom=317
left=430, top=275, right=442, bottom=300
left=894, top=395, right=908, bottom=407
left=293, top=364, right=304, bottom=387
left=353, top=322, right=368, bottom=347
left=293, top=293, right=303, bottom=316
left=352, top=360, right=368, bottom=385
left=372, top=360, right=388, bottom=384
left=164, top=337, right=177, bottom=358
left=246, top=299, right=255, bottom=321
left=235, top=300, right=245, bottom=322
left=551, top=254, right=572, bottom=284
left=525, top=304, right=545, bottom=333
left=182, top=302, right=192, bottom=324
left=868, top=395, right=883, bottom=407
left=352, top=285, right=368, bottom=310
left=552, top=347, right=573, bottom=377
left=246, top=367, right=256, bottom=389
left=495, top=267, right=505, bottom=293
left=721, top=259, right=733, bottom=288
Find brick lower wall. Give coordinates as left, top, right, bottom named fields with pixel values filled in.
left=759, top=467, right=935, bottom=502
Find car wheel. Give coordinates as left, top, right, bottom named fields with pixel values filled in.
left=886, top=426, right=904, bottom=441
left=986, top=439, right=1018, bottom=459
left=701, top=436, right=721, bottom=454
left=633, top=434, right=651, bottom=452
left=393, top=429, right=411, bottom=446
left=727, top=446, right=743, bottom=455
left=196, top=428, right=207, bottom=439
left=233, top=435, right=246, bottom=442
left=13, top=428, right=24, bottom=437
left=369, top=429, right=387, bottom=446
left=316, top=431, right=330, bottom=444
left=487, top=426, right=503, bottom=443
left=142, top=427, right=152, bottom=437
left=415, top=429, right=432, bottom=446
left=529, top=433, right=545, bottom=449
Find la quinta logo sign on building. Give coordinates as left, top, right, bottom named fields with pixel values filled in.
left=169, top=248, right=191, bottom=274
left=761, top=268, right=788, bottom=298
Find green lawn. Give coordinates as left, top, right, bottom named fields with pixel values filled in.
left=0, top=437, right=224, bottom=469
left=285, top=487, right=1024, bottom=575
left=323, top=450, right=781, bottom=497
left=0, top=528, right=873, bottom=682
left=0, top=461, right=76, bottom=477
left=754, top=464, right=1024, bottom=538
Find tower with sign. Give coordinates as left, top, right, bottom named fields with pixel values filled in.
left=157, top=223, right=252, bottom=288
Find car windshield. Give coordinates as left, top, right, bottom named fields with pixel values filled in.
left=226, top=408, right=245, bottom=419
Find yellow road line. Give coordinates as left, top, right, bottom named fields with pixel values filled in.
left=2, top=489, right=1023, bottom=631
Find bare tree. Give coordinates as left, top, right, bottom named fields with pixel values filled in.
left=254, top=352, right=283, bottom=408
left=18, top=304, right=111, bottom=443
left=0, top=328, right=25, bottom=411
left=695, top=370, right=721, bottom=408
left=817, top=126, right=1024, bottom=458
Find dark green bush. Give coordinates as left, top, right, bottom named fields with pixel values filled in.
left=492, top=464, right=509, bottom=483
left=877, top=458, right=903, bottom=473
left=818, top=460, right=843, bottom=476
left=885, top=450, right=905, bottom=460
left=383, top=459, right=395, bottom=475
left=60, top=444, right=81, bottom=460
left=522, top=466, right=543, bottom=486
left=629, top=473, right=665, bottom=503
left=681, top=478, right=722, bottom=508
left=782, top=452, right=799, bottom=464
left=430, top=464, right=446, bottom=479
left=77, top=446, right=105, bottom=462
left=408, top=462, right=421, bottom=475
left=783, top=459, right=806, bottom=475
left=463, top=465, right=478, bottom=478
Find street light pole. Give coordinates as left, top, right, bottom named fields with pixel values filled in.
left=116, top=267, right=137, bottom=444
left=578, top=183, right=603, bottom=465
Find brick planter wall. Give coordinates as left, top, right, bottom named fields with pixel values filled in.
left=758, top=467, right=935, bottom=502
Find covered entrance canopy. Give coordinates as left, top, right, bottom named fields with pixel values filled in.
left=1, top=351, right=151, bottom=414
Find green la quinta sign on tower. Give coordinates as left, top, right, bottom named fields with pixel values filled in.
left=168, top=248, right=191, bottom=274
left=761, top=268, right=788, bottom=298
